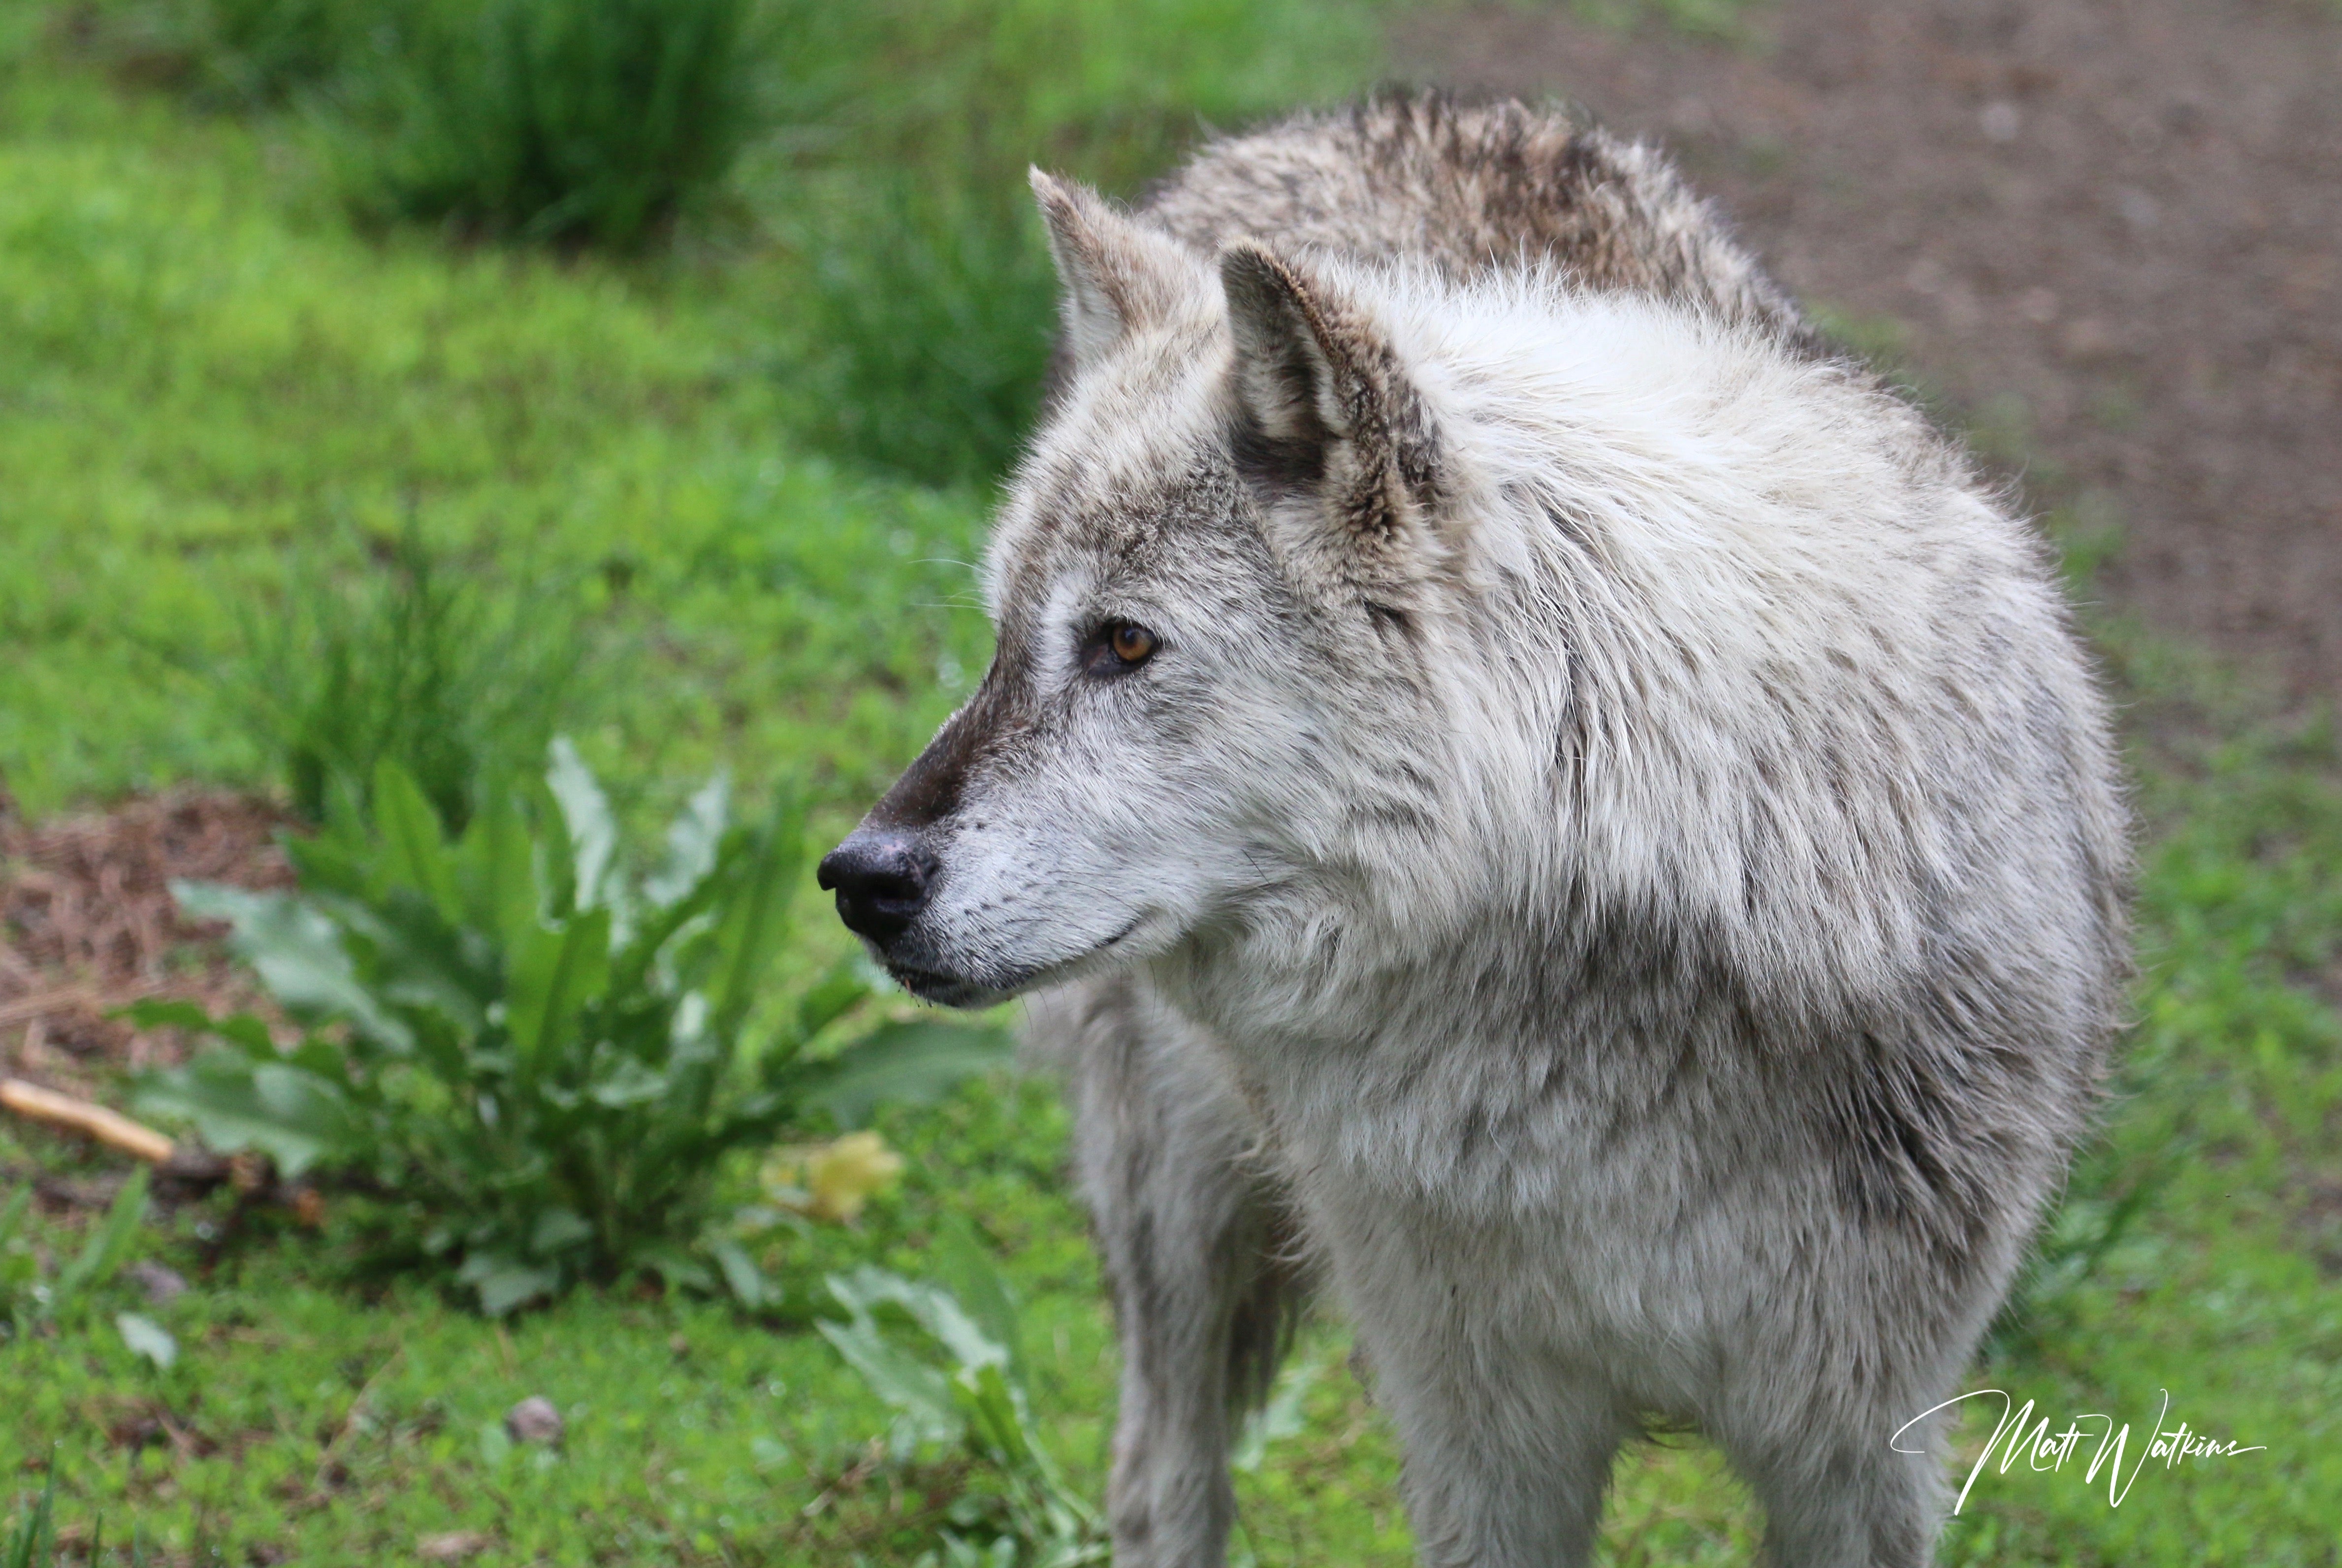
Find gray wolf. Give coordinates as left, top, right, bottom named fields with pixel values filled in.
left=819, top=94, right=2129, bottom=1568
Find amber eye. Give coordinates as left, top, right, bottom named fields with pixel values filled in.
left=1107, top=622, right=1157, bottom=667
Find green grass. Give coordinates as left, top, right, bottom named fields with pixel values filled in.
left=0, top=1078, right=1115, bottom=1565
left=67, top=0, right=1388, bottom=484
left=768, top=0, right=1388, bottom=483
left=0, top=0, right=1387, bottom=817
left=0, top=58, right=992, bottom=825
left=336, top=0, right=769, bottom=249
left=4, top=16, right=2341, bottom=1566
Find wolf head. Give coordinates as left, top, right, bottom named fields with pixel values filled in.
left=819, top=172, right=1566, bottom=1009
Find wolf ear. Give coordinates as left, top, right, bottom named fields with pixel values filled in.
left=1031, top=169, right=1191, bottom=374
left=1219, top=243, right=1441, bottom=576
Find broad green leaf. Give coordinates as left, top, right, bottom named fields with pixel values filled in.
left=171, top=881, right=413, bottom=1053
left=280, top=829, right=370, bottom=903
left=937, top=1538, right=987, bottom=1568
left=787, top=955, right=872, bottom=1051
left=957, top=1361, right=1039, bottom=1471
left=132, top=1055, right=353, bottom=1177
left=456, top=1251, right=560, bottom=1318
left=651, top=1020, right=725, bottom=1125
left=0, top=1186, right=30, bottom=1250
left=399, top=1010, right=476, bottom=1093
left=584, top=1057, right=667, bottom=1108
left=253, top=1062, right=359, bottom=1147
left=818, top=1310, right=962, bottom=1448
left=124, top=996, right=214, bottom=1034
left=633, top=1243, right=713, bottom=1296
left=951, top=1359, right=1099, bottom=1552
left=546, top=738, right=618, bottom=911
left=529, top=1208, right=595, bottom=1257
left=368, top=888, right=497, bottom=1032
left=709, top=787, right=805, bottom=1041
left=828, top=1265, right=1005, bottom=1377
left=934, top=1215, right=1023, bottom=1378
left=652, top=829, right=749, bottom=998
left=527, top=770, right=579, bottom=919
left=284, top=1034, right=356, bottom=1090
left=806, top=1021, right=1012, bottom=1129
left=607, top=864, right=726, bottom=1003
left=373, top=758, right=461, bottom=920
left=115, top=1312, right=177, bottom=1369
left=123, top=998, right=276, bottom=1059
left=708, top=1237, right=768, bottom=1308
left=644, top=771, right=730, bottom=909
left=455, top=788, right=540, bottom=958
left=505, top=907, right=610, bottom=1075
left=225, top=1016, right=289, bottom=1062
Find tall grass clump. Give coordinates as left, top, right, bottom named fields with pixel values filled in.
left=793, top=173, right=1059, bottom=490
left=774, top=0, right=1387, bottom=486
left=63, top=0, right=374, bottom=105
left=63, top=0, right=762, bottom=244
left=338, top=0, right=766, bottom=249
left=177, top=0, right=370, bottom=101
left=237, top=526, right=588, bottom=834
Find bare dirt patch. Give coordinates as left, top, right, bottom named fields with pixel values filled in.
left=0, top=788, right=289, bottom=1100
left=1406, top=0, right=2342, bottom=698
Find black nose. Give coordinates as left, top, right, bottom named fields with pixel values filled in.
left=817, top=831, right=937, bottom=948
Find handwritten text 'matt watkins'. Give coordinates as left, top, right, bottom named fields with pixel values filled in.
left=1894, top=1388, right=2265, bottom=1512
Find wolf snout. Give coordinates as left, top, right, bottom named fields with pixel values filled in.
left=817, top=830, right=937, bottom=948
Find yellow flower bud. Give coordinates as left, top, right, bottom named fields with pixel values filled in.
left=762, top=1131, right=904, bottom=1223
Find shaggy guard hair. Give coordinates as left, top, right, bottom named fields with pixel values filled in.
left=820, top=94, right=2129, bottom=1568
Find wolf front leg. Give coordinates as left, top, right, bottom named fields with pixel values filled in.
left=1029, top=976, right=1302, bottom=1568
left=1707, top=1346, right=1962, bottom=1568
left=1303, top=1206, right=1626, bottom=1568
left=1368, top=1336, right=1626, bottom=1568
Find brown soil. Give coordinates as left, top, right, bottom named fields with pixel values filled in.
left=0, top=789, right=289, bottom=1105
left=1406, top=0, right=2342, bottom=699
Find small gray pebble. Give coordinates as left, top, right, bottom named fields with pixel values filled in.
left=504, top=1395, right=564, bottom=1446
left=128, top=1260, right=188, bottom=1308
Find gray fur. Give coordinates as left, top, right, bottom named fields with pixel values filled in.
left=823, top=94, right=2129, bottom=1568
